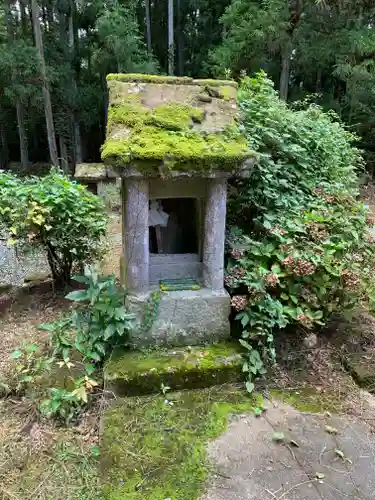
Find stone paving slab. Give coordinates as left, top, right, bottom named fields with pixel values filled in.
left=201, top=402, right=375, bottom=500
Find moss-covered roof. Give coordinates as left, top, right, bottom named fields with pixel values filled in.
left=101, top=73, right=254, bottom=174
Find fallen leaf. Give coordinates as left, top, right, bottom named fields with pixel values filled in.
left=289, top=439, right=300, bottom=448
left=335, top=448, right=345, bottom=459
left=271, top=432, right=285, bottom=442
left=325, top=425, right=338, bottom=435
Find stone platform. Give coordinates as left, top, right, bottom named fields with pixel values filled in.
left=104, top=342, right=243, bottom=396
left=127, top=287, right=231, bottom=347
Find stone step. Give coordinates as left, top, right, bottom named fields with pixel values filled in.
left=342, top=351, right=375, bottom=391
left=104, top=342, right=244, bottom=396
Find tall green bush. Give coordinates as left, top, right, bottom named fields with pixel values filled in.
left=227, top=72, right=375, bottom=392
left=0, top=169, right=107, bottom=285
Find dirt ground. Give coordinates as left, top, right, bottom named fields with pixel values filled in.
left=0, top=292, right=102, bottom=500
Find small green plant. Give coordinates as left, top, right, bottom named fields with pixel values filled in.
left=160, top=383, right=171, bottom=395
left=40, top=387, right=83, bottom=424
left=141, top=290, right=162, bottom=334
left=11, top=267, right=135, bottom=425
left=41, top=266, right=136, bottom=366
left=11, top=343, right=54, bottom=392
left=39, top=375, right=99, bottom=424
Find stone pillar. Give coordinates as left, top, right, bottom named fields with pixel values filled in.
left=122, top=178, right=149, bottom=292
left=203, top=178, right=227, bottom=291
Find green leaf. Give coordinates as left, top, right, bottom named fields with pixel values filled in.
left=65, top=290, right=89, bottom=302
left=271, top=432, right=285, bottom=442
left=245, top=381, right=255, bottom=393
left=85, top=363, right=96, bottom=375
left=104, top=323, right=116, bottom=340
left=38, top=323, right=57, bottom=331
left=254, top=407, right=263, bottom=417
left=11, top=350, right=23, bottom=360
left=90, top=445, right=101, bottom=457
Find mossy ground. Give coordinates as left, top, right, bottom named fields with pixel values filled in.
left=104, top=342, right=244, bottom=395
left=101, top=384, right=260, bottom=500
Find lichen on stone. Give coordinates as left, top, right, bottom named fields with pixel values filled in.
left=75, top=163, right=107, bottom=179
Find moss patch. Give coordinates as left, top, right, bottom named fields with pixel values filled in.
left=106, top=74, right=237, bottom=87
left=107, top=73, right=195, bottom=85
left=102, top=74, right=253, bottom=172
left=102, top=126, right=249, bottom=171
left=271, top=387, right=346, bottom=414
left=343, top=352, right=375, bottom=391
left=101, top=385, right=259, bottom=499
left=104, top=342, right=244, bottom=396
left=107, top=102, right=205, bottom=131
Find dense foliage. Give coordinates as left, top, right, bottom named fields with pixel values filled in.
left=2, top=0, right=375, bottom=170
left=226, top=72, right=375, bottom=390
left=0, top=169, right=107, bottom=285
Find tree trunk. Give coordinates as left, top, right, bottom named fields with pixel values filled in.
left=59, top=135, right=69, bottom=173
left=20, top=0, right=28, bottom=37
left=168, top=0, right=174, bottom=75
left=279, top=48, right=291, bottom=101
left=31, top=0, right=59, bottom=166
left=16, top=103, right=29, bottom=170
left=176, top=0, right=184, bottom=75
left=68, top=1, right=82, bottom=164
left=145, top=0, right=152, bottom=55
left=0, top=103, right=9, bottom=169
left=5, top=0, right=29, bottom=170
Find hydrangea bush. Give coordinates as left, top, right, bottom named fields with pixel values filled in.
left=226, top=72, right=375, bottom=391
left=0, top=169, right=107, bottom=286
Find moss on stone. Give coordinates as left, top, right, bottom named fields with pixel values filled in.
left=107, top=73, right=194, bottom=85
left=107, top=102, right=205, bottom=132
left=271, top=388, right=345, bottom=414
left=218, top=85, right=237, bottom=100
left=106, top=74, right=237, bottom=88
left=104, top=342, right=244, bottom=396
left=193, top=78, right=238, bottom=88
left=102, top=74, right=253, bottom=172
left=100, top=385, right=259, bottom=499
left=102, top=125, right=249, bottom=171
left=343, top=352, right=375, bottom=390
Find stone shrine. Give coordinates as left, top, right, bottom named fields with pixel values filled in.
left=78, top=73, right=255, bottom=346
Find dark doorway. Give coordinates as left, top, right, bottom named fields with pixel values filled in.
left=149, top=198, right=199, bottom=254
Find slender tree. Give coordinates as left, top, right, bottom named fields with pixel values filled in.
left=145, top=0, right=152, bottom=56
left=5, top=0, right=29, bottom=169
left=31, top=0, right=58, bottom=166
left=168, top=0, right=174, bottom=75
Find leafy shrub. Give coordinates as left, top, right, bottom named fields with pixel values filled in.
left=42, top=266, right=135, bottom=370
left=0, top=169, right=107, bottom=286
left=11, top=267, right=135, bottom=423
left=227, top=72, right=375, bottom=391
